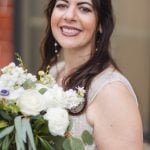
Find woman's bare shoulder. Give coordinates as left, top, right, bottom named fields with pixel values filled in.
left=87, top=81, right=143, bottom=149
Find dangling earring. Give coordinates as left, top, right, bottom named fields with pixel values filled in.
left=54, top=42, right=59, bottom=57
left=95, top=25, right=102, bottom=52
left=99, top=25, right=103, bottom=34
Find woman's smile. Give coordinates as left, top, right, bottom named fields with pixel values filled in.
left=60, top=25, right=82, bottom=37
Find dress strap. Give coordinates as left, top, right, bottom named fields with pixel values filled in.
left=88, top=71, right=138, bottom=105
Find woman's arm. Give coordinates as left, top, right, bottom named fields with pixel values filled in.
left=87, top=81, right=143, bottom=150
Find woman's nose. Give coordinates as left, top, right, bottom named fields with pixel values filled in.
left=63, top=6, right=77, bottom=22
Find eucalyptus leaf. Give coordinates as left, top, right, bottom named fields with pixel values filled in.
left=33, top=116, right=45, bottom=130
left=22, top=118, right=27, bottom=143
left=23, top=118, right=36, bottom=150
left=2, top=135, right=10, bottom=150
left=15, top=133, right=22, bottom=150
left=23, top=80, right=35, bottom=89
left=0, top=110, right=12, bottom=121
left=0, top=120, right=8, bottom=128
left=39, top=137, right=54, bottom=150
left=81, top=130, right=93, bottom=145
left=52, top=136, right=65, bottom=150
left=28, top=139, right=33, bottom=150
left=14, top=116, right=25, bottom=150
left=39, top=123, right=49, bottom=134
left=39, top=88, right=47, bottom=94
left=0, top=140, right=2, bottom=147
left=0, top=126, right=14, bottom=139
left=67, top=119, right=73, bottom=131
left=63, top=137, right=84, bottom=150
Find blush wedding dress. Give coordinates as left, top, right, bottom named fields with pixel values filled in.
left=50, top=62, right=138, bottom=150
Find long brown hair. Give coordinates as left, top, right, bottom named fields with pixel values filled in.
left=40, top=0, right=119, bottom=114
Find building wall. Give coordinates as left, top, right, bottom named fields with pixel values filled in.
left=112, top=0, right=150, bottom=132
left=0, top=0, right=13, bottom=69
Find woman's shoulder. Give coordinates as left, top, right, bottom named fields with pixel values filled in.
left=88, top=67, right=138, bottom=105
left=87, top=77, right=143, bottom=149
left=86, top=67, right=141, bottom=136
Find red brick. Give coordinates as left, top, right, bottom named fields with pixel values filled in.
left=0, top=41, right=13, bottom=68
left=0, top=17, right=13, bottom=30
left=0, top=30, right=12, bottom=41
left=0, top=0, right=13, bottom=68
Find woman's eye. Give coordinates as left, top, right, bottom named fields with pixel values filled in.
left=55, top=4, right=67, bottom=9
left=80, top=7, right=92, bottom=13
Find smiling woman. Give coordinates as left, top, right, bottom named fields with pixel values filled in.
left=51, top=0, right=97, bottom=51
left=39, top=0, right=143, bottom=149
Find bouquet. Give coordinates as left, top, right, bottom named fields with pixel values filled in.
left=0, top=56, right=93, bottom=150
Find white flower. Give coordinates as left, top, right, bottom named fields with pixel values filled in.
left=17, top=89, right=47, bottom=116
left=0, top=87, right=25, bottom=102
left=26, top=73, right=37, bottom=82
left=43, top=84, right=66, bottom=108
left=64, top=89, right=84, bottom=109
left=8, top=88, right=25, bottom=101
left=0, top=62, right=37, bottom=88
left=77, top=86, right=86, bottom=97
left=40, top=74, right=55, bottom=86
left=44, top=107, right=69, bottom=136
left=1, top=62, right=16, bottom=74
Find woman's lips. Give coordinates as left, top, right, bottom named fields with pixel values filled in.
left=60, top=26, right=82, bottom=37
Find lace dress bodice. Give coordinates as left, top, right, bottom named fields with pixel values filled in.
left=50, top=62, right=138, bottom=150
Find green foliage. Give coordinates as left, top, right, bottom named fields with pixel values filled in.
left=23, top=80, right=36, bottom=89
left=0, top=100, right=20, bottom=116
left=0, top=114, right=94, bottom=150
left=15, top=53, right=25, bottom=69
left=1, top=135, right=11, bottom=150
left=63, top=137, right=85, bottom=150
left=39, top=137, right=55, bottom=150
left=0, top=120, right=8, bottom=128
left=39, top=88, right=47, bottom=94
left=0, top=110, right=94, bottom=150
left=51, top=136, right=65, bottom=150
left=81, top=130, right=93, bottom=145
left=0, top=126, right=14, bottom=139
left=23, top=118, right=36, bottom=150
left=15, top=116, right=26, bottom=150
left=67, top=119, right=73, bottom=132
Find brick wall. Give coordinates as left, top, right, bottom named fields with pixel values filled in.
left=0, top=0, right=13, bottom=68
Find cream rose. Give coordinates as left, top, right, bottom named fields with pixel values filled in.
left=17, top=89, right=46, bottom=116
left=44, top=107, right=69, bottom=136
left=43, top=84, right=67, bottom=108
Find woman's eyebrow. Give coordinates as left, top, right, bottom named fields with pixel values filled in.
left=56, top=0, right=93, bottom=7
left=77, top=2, right=93, bottom=7
left=56, top=0, right=68, bottom=3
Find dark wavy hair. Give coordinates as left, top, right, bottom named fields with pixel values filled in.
left=40, top=0, right=119, bottom=114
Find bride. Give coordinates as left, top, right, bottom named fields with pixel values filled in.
left=40, top=0, right=143, bottom=149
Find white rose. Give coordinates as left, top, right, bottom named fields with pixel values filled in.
left=43, top=84, right=66, bottom=108
left=17, top=89, right=46, bottom=116
left=44, top=107, right=69, bottom=136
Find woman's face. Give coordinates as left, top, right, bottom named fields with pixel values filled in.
left=51, top=0, right=98, bottom=51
